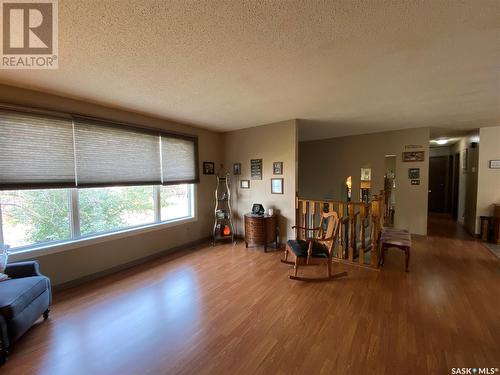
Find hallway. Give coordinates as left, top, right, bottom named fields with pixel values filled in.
left=427, top=213, right=476, bottom=240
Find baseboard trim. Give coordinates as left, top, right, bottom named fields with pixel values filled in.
left=52, top=236, right=211, bottom=292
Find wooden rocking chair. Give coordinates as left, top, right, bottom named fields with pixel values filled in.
left=282, top=211, right=348, bottom=281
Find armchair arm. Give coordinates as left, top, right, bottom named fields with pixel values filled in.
left=4, top=261, right=42, bottom=279
left=0, top=313, right=8, bottom=362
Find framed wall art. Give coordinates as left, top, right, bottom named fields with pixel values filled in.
left=360, top=168, right=371, bottom=181
left=462, top=149, right=468, bottom=170
left=402, top=151, right=425, bottom=162
left=271, top=178, right=283, bottom=194
left=273, top=162, right=283, bottom=175
left=489, top=160, right=500, bottom=169
left=408, top=168, right=420, bottom=179
left=251, top=159, right=262, bottom=180
left=203, top=162, right=215, bottom=175
left=233, top=163, right=241, bottom=175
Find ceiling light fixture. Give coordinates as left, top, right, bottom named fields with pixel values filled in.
left=436, top=139, right=448, bottom=145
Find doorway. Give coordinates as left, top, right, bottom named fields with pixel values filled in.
left=384, top=156, right=396, bottom=226
left=451, top=153, right=460, bottom=219
left=428, top=152, right=461, bottom=215
left=428, top=156, right=448, bottom=213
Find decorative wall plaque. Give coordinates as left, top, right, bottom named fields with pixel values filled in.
left=489, top=160, right=500, bottom=169
left=250, top=159, right=262, bottom=180
left=402, top=151, right=425, bottom=162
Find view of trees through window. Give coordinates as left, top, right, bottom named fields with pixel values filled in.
left=79, top=186, right=155, bottom=236
left=0, top=184, right=193, bottom=250
left=161, top=185, right=191, bottom=221
left=0, top=189, right=71, bottom=248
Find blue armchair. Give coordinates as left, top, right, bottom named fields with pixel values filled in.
left=0, top=261, right=51, bottom=364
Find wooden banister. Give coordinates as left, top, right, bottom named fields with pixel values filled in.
left=295, top=195, right=383, bottom=270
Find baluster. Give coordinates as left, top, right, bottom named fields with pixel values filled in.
left=371, top=198, right=381, bottom=267
left=359, top=205, right=366, bottom=265
left=337, top=202, right=345, bottom=259
left=310, top=201, right=316, bottom=239
left=348, top=203, right=354, bottom=261
left=302, top=200, right=307, bottom=240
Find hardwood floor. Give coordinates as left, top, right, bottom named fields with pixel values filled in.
left=3, top=219, right=500, bottom=375
left=427, top=212, right=474, bottom=239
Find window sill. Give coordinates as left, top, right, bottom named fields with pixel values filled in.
left=8, top=216, right=197, bottom=262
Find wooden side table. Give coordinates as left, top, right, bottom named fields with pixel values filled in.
left=244, top=213, right=277, bottom=252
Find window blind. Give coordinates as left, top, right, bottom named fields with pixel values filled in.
left=73, top=117, right=162, bottom=187
left=0, top=109, right=75, bottom=189
left=0, top=107, right=199, bottom=190
left=161, top=135, right=199, bottom=184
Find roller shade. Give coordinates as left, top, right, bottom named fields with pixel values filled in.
left=161, top=135, right=199, bottom=184
left=0, top=109, right=75, bottom=189
left=0, top=106, right=199, bottom=190
left=73, top=118, right=162, bottom=187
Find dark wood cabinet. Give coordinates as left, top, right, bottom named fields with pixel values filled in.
left=244, top=213, right=277, bottom=251
left=494, top=204, right=500, bottom=244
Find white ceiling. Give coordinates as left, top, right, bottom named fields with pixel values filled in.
left=1, top=0, right=499, bottom=141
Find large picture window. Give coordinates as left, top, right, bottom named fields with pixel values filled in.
left=0, top=185, right=195, bottom=252
left=0, top=105, right=200, bottom=253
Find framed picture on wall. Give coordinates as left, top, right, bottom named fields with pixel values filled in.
left=271, top=178, right=283, bottom=194
left=360, top=168, right=371, bottom=181
left=251, top=159, right=263, bottom=180
left=462, top=149, right=468, bottom=170
left=240, top=180, right=250, bottom=189
left=490, top=160, right=500, bottom=169
left=233, top=163, right=241, bottom=175
left=273, top=162, right=283, bottom=175
left=203, top=162, right=215, bottom=175
left=408, top=168, right=420, bottom=179
left=402, top=151, right=425, bottom=162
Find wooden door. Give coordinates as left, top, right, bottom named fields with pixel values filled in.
left=451, top=153, right=460, bottom=219
left=428, top=156, right=448, bottom=213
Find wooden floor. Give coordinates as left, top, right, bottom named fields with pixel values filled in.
left=3, top=215, right=500, bottom=375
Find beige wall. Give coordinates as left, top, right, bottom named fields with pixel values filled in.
left=223, top=120, right=298, bottom=241
left=299, top=127, right=430, bottom=235
left=477, top=126, right=500, bottom=227
left=0, top=85, right=223, bottom=286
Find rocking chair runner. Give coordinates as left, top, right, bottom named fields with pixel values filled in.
left=282, top=211, right=348, bottom=281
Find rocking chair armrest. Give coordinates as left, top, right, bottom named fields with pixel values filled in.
left=309, top=236, right=335, bottom=243
left=292, top=225, right=321, bottom=231
left=303, top=236, right=318, bottom=241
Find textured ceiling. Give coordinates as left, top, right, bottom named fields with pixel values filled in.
left=1, top=0, right=498, bottom=140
